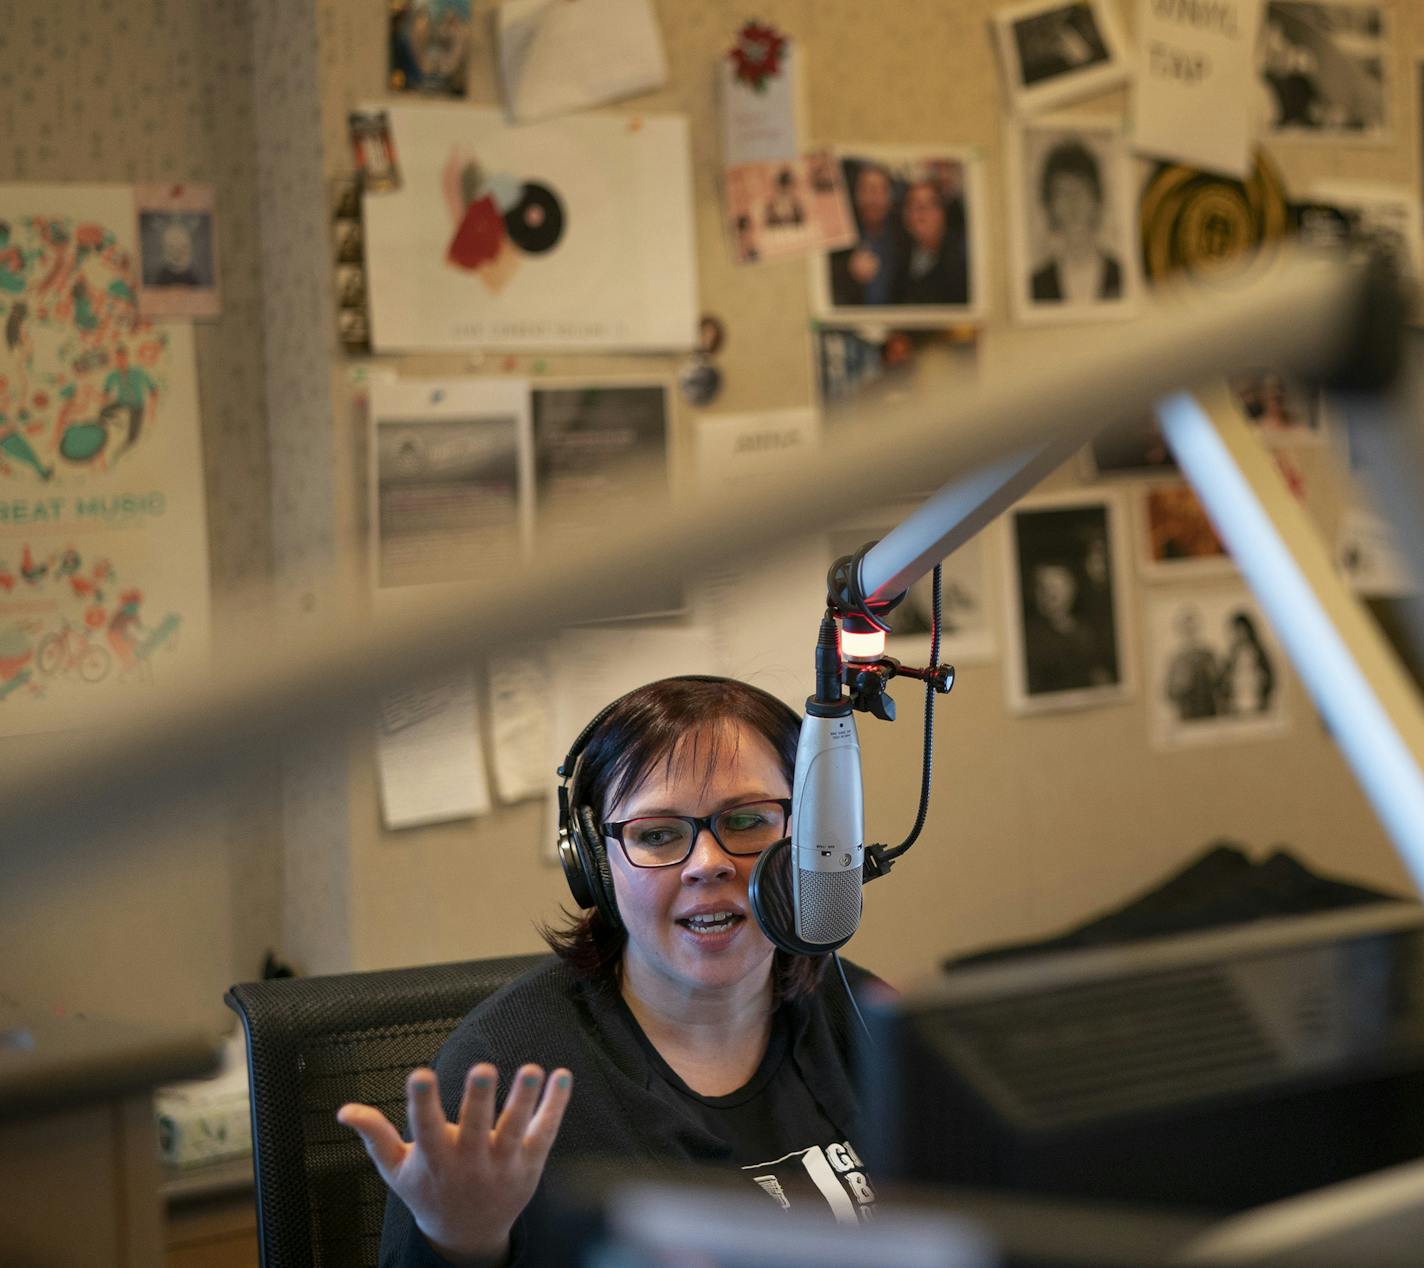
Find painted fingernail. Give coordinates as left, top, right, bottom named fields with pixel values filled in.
left=555, top=1073, right=571, bottom=1090
left=471, top=1072, right=492, bottom=1088
left=522, top=1071, right=541, bottom=1087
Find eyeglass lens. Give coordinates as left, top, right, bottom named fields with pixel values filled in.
left=620, top=800, right=787, bottom=866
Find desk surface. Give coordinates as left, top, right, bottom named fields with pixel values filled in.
left=0, top=1007, right=218, bottom=1122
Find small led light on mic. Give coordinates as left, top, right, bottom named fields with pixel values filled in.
left=841, top=627, right=886, bottom=660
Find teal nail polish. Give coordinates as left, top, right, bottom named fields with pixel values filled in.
left=472, top=1072, right=492, bottom=1088
left=555, top=1073, right=571, bottom=1090
left=522, top=1072, right=540, bottom=1087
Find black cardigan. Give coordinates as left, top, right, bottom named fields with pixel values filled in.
left=379, top=955, right=878, bottom=1266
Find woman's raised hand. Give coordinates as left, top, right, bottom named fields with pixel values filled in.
left=337, top=1061, right=573, bottom=1267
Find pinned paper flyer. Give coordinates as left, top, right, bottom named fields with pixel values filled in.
left=1132, top=0, right=1266, bottom=177
left=376, top=668, right=492, bottom=829
left=497, top=0, right=667, bottom=124
left=720, top=20, right=802, bottom=167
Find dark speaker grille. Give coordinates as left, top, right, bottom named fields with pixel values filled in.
left=798, top=867, right=863, bottom=944
left=943, top=967, right=1281, bottom=1129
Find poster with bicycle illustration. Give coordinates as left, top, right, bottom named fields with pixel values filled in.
left=0, top=185, right=211, bottom=736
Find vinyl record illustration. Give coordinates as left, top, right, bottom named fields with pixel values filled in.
left=503, top=182, right=565, bottom=254
left=1140, top=152, right=1291, bottom=286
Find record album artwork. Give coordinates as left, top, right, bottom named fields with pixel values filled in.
left=363, top=104, right=698, bottom=351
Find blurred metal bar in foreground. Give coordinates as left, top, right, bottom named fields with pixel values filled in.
left=0, top=250, right=1387, bottom=848
left=1158, top=387, right=1424, bottom=894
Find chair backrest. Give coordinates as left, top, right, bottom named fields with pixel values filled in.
left=225, top=952, right=551, bottom=1268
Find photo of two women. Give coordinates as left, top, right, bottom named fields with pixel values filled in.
left=826, top=156, right=971, bottom=310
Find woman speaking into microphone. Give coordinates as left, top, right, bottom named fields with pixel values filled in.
left=337, top=675, right=882, bottom=1267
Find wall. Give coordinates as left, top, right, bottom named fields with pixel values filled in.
left=3, top=1, right=1420, bottom=1033
left=0, top=0, right=280, bottom=1029
left=303, top=0, right=1423, bottom=990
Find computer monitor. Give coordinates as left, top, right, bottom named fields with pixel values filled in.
left=861, top=903, right=1424, bottom=1213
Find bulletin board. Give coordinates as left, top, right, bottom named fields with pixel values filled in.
left=302, top=0, right=1424, bottom=986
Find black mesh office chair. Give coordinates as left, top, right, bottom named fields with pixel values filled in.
left=225, top=952, right=551, bottom=1268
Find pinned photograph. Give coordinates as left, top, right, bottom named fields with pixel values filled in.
left=1259, top=1, right=1389, bottom=140
left=1297, top=182, right=1423, bottom=285
left=369, top=378, right=532, bottom=590
left=1080, top=413, right=1178, bottom=479
left=1146, top=587, right=1288, bottom=748
left=725, top=150, right=855, bottom=266
left=1228, top=369, right=1325, bottom=444
left=991, top=0, right=1129, bottom=115
left=828, top=517, right=996, bottom=664
left=1135, top=483, right=1234, bottom=580
left=349, top=109, right=401, bottom=193
left=813, top=146, right=987, bottom=324
left=1007, top=115, right=1139, bottom=323
left=134, top=184, right=220, bottom=319
left=333, top=217, right=364, bottom=265
left=1004, top=491, right=1133, bottom=713
left=388, top=0, right=471, bottom=96
left=814, top=325, right=978, bottom=412
left=531, top=382, right=680, bottom=616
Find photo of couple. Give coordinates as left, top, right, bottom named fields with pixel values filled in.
left=818, top=148, right=984, bottom=321
left=1148, top=590, right=1289, bottom=748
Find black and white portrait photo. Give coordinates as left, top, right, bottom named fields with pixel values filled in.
left=1259, top=1, right=1388, bottom=140
left=1009, top=117, right=1138, bottom=323
left=1005, top=493, right=1132, bottom=713
left=1297, top=182, right=1422, bottom=282
left=993, top=0, right=1129, bottom=114
left=139, top=212, right=214, bottom=289
left=1147, top=588, right=1288, bottom=748
left=134, top=183, right=222, bottom=318
left=814, top=146, right=987, bottom=324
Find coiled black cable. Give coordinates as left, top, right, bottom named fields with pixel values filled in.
left=882, top=562, right=942, bottom=863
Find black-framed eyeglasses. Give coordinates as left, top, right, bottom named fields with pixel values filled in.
left=602, top=798, right=792, bottom=869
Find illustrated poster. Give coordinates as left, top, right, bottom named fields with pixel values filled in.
left=0, top=184, right=211, bottom=736
left=363, top=104, right=698, bottom=351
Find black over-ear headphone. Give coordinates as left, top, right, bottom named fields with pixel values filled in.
left=555, top=675, right=734, bottom=932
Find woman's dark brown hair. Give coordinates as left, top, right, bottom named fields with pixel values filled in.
left=540, top=675, right=828, bottom=1001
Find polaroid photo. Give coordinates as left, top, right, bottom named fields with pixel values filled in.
left=1134, top=482, right=1235, bottom=581
left=1078, top=412, right=1179, bottom=480
left=1260, top=1, right=1389, bottom=141
left=1227, top=369, right=1326, bottom=445
left=1006, top=114, right=1140, bottom=323
left=1003, top=489, right=1134, bottom=714
left=133, top=184, right=221, bottom=319
left=812, top=146, right=988, bottom=325
left=828, top=512, right=997, bottom=665
left=1145, top=585, right=1289, bottom=749
left=991, top=0, right=1130, bottom=115
left=388, top=0, right=471, bottom=97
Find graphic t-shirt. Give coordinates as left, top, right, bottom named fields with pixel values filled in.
left=616, top=1000, right=878, bottom=1225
